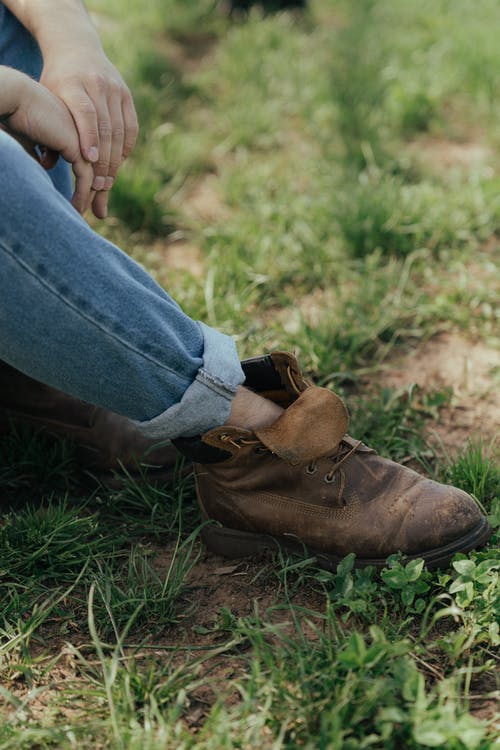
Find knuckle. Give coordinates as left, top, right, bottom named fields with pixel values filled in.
left=77, top=98, right=97, bottom=117
left=89, top=73, right=107, bottom=93
left=109, top=79, right=122, bottom=95
left=108, top=159, right=121, bottom=176
left=98, top=121, right=113, bottom=140
left=83, top=127, right=99, bottom=143
left=95, top=161, right=109, bottom=174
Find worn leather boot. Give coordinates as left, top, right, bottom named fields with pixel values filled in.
left=0, top=361, right=181, bottom=486
left=174, top=352, right=492, bottom=569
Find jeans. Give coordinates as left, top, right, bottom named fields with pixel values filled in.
left=0, top=7, right=245, bottom=440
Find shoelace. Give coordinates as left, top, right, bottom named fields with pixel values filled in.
left=219, top=434, right=364, bottom=505
left=305, top=438, right=363, bottom=483
left=305, top=439, right=363, bottom=507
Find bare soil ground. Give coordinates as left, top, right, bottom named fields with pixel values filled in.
left=152, top=238, right=206, bottom=277
left=384, top=331, right=499, bottom=453
left=407, top=136, right=494, bottom=175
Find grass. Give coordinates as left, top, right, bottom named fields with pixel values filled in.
left=0, top=0, right=499, bottom=747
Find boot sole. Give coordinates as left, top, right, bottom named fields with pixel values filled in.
left=201, top=515, right=494, bottom=571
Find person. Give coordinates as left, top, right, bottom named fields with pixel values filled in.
left=0, top=1, right=492, bottom=570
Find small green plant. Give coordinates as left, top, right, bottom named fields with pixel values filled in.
left=436, top=555, right=500, bottom=650
left=323, top=554, right=381, bottom=621
left=381, top=557, right=432, bottom=612
left=448, top=558, right=499, bottom=609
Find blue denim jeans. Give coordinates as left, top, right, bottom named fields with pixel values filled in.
left=0, top=7, right=244, bottom=439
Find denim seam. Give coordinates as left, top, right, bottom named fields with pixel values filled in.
left=195, top=367, right=239, bottom=398
left=0, top=239, right=193, bottom=386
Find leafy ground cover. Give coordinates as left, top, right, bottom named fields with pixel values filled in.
left=0, top=0, right=499, bottom=747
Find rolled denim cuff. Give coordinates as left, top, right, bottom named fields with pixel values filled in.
left=134, top=322, right=245, bottom=440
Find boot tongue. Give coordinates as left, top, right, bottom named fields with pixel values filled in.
left=254, top=387, right=349, bottom=464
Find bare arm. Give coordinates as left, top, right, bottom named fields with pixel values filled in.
left=0, top=65, right=94, bottom=214
left=3, top=0, right=138, bottom=219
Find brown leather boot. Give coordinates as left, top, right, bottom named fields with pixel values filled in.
left=174, top=352, right=492, bottom=569
left=0, top=361, right=181, bottom=486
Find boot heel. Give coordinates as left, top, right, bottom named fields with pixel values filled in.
left=201, top=523, right=277, bottom=559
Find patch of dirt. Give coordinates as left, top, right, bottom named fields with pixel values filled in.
left=152, top=167, right=232, bottom=277
left=152, top=238, right=205, bottom=277
left=407, top=137, right=495, bottom=175
left=384, top=332, right=500, bottom=452
left=468, top=672, right=500, bottom=725
left=262, top=286, right=337, bottom=336
left=174, top=173, right=231, bottom=224
left=165, top=32, right=218, bottom=76
left=143, top=541, right=327, bottom=725
left=153, top=542, right=325, bottom=643
left=0, top=649, right=93, bottom=723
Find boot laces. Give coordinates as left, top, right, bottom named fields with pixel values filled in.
left=220, top=434, right=363, bottom=505
left=307, top=438, right=362, bottom=481
left=310, top=439, right=363, bottom=506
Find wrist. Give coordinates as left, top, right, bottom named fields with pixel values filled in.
left=41, top=34, right=104, bottom=69
left=38, top=25, right=103, bottom=65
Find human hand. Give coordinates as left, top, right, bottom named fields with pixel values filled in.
left=1, top=68, right=95, bottom=215
left=41, top=48, right=139, bottom=219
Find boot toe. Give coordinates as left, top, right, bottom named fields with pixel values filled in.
left=401, top=481, right=483, bottom=556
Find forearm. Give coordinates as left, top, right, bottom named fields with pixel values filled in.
left=0, top=66, right=29, bottom=119
left=2, top=1, right=103, bottom=59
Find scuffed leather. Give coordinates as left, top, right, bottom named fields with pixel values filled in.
left=255, top=387, right=348, bottom=463
left=195, top=444, right=482, bottom=557
left=194, top=351, right=484, bottom=560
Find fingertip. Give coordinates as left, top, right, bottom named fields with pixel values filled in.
left=87, top=146, right=99, bottom=163
left=92, top=190, right=109, bottom=220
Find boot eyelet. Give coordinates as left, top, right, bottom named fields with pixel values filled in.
left=254, top=446, right=268, bottom=454
left=305, top=464, right=317, bottom=475
left=324, top=473, right=336, bottom=484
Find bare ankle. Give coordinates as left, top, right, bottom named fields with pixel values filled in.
left=224, top=386, right=283, bottom=431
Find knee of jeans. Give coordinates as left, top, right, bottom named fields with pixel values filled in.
left=0, top=130, right=51, bottom=190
